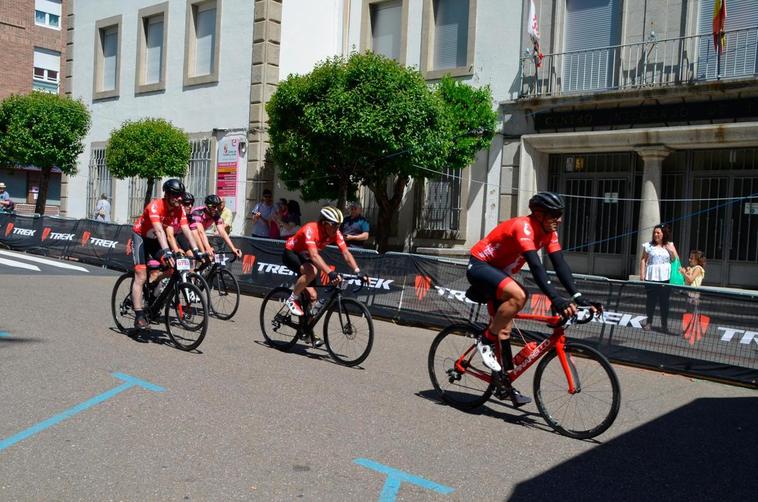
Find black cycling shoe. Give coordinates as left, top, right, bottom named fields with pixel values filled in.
left=508, top=387, right=532, bottom=408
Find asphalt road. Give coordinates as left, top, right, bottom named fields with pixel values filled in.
left=0, top=261, right=756, bottom=501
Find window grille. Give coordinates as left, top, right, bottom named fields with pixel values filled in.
left=86, top=147, right=111, bottom=219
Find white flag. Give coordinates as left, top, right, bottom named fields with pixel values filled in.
left=528, top=0, right=540, bottom=42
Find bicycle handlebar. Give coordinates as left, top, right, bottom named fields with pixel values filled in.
left=550, top=302, right=603, bottom=328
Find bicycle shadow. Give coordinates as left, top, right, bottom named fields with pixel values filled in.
left=415, top=389, right=555, bottom=435
left=252, top=340, right=366, bottom=370
left=108, top=326, right=204, bottom=354
left=508, top=396, right=758, bottom=501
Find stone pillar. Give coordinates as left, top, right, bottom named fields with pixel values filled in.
left=517, top=138, right=548, bottom=216
left=634, top=145, right=671, bottom=276
left=60, top=0, right=75, bottom=217
left=246, top=0, right=282, bottom=235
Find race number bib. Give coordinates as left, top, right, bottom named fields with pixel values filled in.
left=176, top=258, right=192, bottom=271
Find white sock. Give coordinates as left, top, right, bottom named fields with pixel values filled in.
left=288, top=293, right=298, bottom=302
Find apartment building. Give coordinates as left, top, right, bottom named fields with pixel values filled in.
left=0, top=0, right=66, bottom=213
left=506, top=0, right=758, bottom=287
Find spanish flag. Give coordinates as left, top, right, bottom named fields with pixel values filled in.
left=712, top=0, right=727, bottom=53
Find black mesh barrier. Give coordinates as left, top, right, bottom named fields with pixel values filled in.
left=0, top=214, right=756, bottom=386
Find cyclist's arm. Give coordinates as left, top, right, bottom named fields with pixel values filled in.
left=179, top=223, right=200, bottom=251
left=341, top=248, right=360, bottom=273
left=523, top=250, right=567, bottom=307
left=306, top=245, right=333, bottom=276
left=165, top=226, right=182, bottom=254
left=547, top=250, right=579, bottom=297
left=215, top=222, right=241, bottom=257
left=151, top=220, right=171, bottom=250
left=193, top=223, right=214, bottom=255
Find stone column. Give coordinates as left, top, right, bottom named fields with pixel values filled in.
left=634, top=145, right=671, bottom=277
left=246, top=0, right=282, bottom=235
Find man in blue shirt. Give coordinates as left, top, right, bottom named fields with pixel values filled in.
left=250, top=189, right=276, bottom=238
left=340, top=201, right=370, bottom=248
left=0, top=183, right=12, bottom=212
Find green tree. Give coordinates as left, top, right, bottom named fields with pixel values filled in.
left=267, top=52, right=497, bottom=252
left=106, top=118, right=191, bottom=208
left=0, top=91, right=90, bottom=215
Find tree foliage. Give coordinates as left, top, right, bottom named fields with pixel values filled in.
left=0, top=91, right=90, bottom=215
left=106, top=118, right=191, bottom=207
left=266, top=52, right=497, bottom=251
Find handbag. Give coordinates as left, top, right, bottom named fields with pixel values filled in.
left=669, top=257, right=685, bottom=285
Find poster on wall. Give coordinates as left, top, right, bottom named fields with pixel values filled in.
left=216, top=136, right=239, bottom=210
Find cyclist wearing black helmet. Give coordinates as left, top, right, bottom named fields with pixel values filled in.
left=187, top=194, right=242, bottom=259
left=466, top=191, right=599, bottom=406
left=166, top=192, right=196, bottom=254
left=130, top=178, right=202, bottom=330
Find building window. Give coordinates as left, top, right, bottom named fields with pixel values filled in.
left=87, top=146, right=112, bottom=219
left=697, top=0, right=758, bottom=80
left=184, top=0, right=222, bottom=86
left=93, top=16, right=122, bottom=100
left=361, top=0, right=408, bottom=64
left=33, top=48, right=61, bottom=93
left=128, top=177, right=161, bottom=221
left=417, top=167, right=462, bottom=232
left=183, top=138, right=212, bottom=202
left=35, top=0, right=61, bottom=30
left=420, top=0, right=476, bottom=79
left=562, top=0, right=622, bottom=93
left=136, top=3, right=169, bottom=93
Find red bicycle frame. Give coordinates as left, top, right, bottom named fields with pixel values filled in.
left=453, top=312, right=580, bottom=394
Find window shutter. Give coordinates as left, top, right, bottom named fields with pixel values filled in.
left=563, top=0, right=621, bottom=92
left=35, top=0, right=61, bottom=16
left=697, top=0, right=758, bottom=79
left=371, top=0, right=402, bottom=61
left=33, top=48, right=60, bottom=72
left=433, top=0, right=469, bottom=70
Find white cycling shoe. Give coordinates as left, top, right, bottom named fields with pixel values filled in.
left=285, top=298, right=304, bottom=316
left=476, top=340, right=502, bottom=372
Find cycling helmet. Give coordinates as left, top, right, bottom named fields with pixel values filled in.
left=528, top=191, right=565, bottom=213
left=182, top=192, right=195, bottom=206
left=205, top=194, right=222, bottom=207
left=320, top=206, right=344, bottom=225
left=162, top=178, right=185, bottom=196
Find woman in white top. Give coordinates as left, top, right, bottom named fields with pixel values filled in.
left=639, top=224, right=679, bottom=333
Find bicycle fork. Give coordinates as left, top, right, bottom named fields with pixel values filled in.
left=555, top=338, right=581, bottom=394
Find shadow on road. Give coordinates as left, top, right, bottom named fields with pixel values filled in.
left=509, top=396, right=758, bottom=501
left=252, top=340, right=366, bottom=370
left=108, top=326, right=204, bottom=354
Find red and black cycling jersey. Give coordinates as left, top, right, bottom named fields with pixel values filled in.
left=285, top=221, right=347, bottom=254
left=132, top=198, right=188, bottom=237
left=470, top=215, right=561, bottom=273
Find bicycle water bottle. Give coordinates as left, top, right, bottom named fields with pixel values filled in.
left=513, top=342, right=538, bottom=366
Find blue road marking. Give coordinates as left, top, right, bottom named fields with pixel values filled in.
left=0, top=372, right=165, bottom=453
left=354, top=458, right=454, bottom=501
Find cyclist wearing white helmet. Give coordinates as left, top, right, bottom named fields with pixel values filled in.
left=282, top=206, right=369, bottom=327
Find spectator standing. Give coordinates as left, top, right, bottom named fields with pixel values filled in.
left=640, top=224, right=679, bottom=334
left=94, top=193, right=111, bottom=222
left=250, top=189, right=276, bottom=238
left=219, top=199, right=233, bottom=228
left=279, top=200, right=301, bottom=237
left=680, top=250, right=706, bottom=312
left=340, top=201, right=370, bottom=248
left=0, top=182, right=12, bottom=211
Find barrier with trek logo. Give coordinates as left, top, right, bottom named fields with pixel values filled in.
left=1, top=212, right=756, bottom=386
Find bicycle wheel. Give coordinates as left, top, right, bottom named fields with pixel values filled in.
left=259, top=286, right=300, bottom=351
left=164, top=281, right=208, bottom=351
left=185, top=271, right=211, bottom=307
left=533, top=342, right=621, bottom=440
left=111, top=272, right=135, bottom=333
left=322, top=298, right=374, bottom=366
left=428, top=324, right=494, bottom=410
left=207, top=269, right=240, bottom=320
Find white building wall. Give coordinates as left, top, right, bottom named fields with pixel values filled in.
left=69, top=0, right=254, bottom=229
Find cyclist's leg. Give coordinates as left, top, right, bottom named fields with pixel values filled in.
left=282, top=250, right=313, bottom=315
left=131, top=233, right=150, bottom=329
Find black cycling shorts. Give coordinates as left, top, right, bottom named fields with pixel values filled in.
left=282, top=249, right=317, bottom=286
left=466, top=257, right=521, bottom=301
left=132, top=232, right=161, bottom=269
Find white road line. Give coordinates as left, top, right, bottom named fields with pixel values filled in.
left=0, top=257, right=41, bottom=272
left=0, top=250, right=89, bottom=272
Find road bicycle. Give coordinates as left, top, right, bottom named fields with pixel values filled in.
left=428, top=292, right=621, bottom=440
left=192, top=251, right=241, bottom=320
left=111, top=257, right=209, bottom=351
left=259, top=281, right=374, bottom=366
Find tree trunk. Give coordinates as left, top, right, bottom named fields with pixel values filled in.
left=143, top=178, right=155, bottom=209
left=34, top=166, right=52, bottom=216
left=372, top=176, right=408, bottom=253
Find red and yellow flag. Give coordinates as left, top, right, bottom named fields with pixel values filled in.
left=712, top=0, right=727, bottom=53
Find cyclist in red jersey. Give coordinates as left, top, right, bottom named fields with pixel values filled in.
left=467, top=192, right=599, bottom=406
left=131, top=179, right=202, bottom=330
left=282, top=206, right=368, bottom=336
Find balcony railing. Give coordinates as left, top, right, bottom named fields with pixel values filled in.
left=519, top=26, right=758, bottom=98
